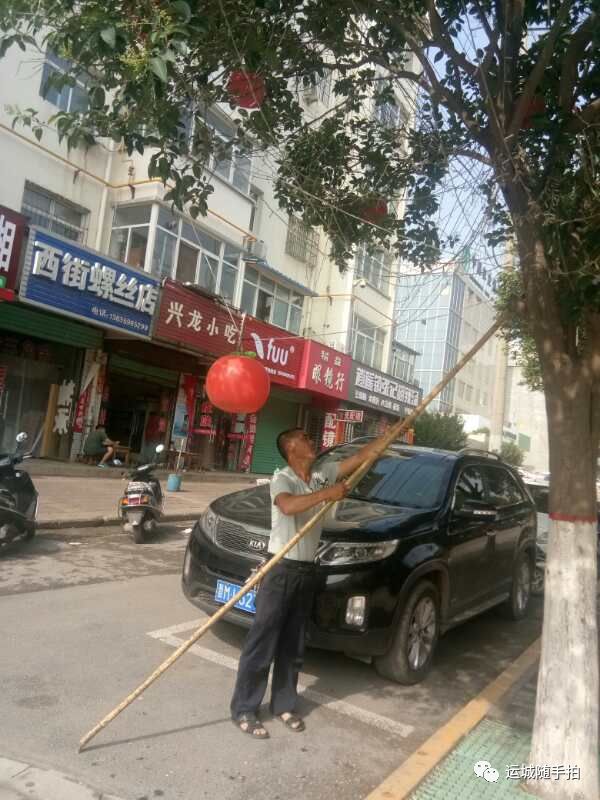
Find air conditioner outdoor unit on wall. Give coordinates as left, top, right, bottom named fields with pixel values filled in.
left=244, top=238, right=266, bottom=260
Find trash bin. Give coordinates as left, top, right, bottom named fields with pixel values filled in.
left=167, top=473, right=182, bottom=492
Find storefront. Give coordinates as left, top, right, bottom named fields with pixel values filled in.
left=153, top=279, right=311, bottom=474
left=15, top=227, right=160, bottom=460
left=342, top=362, right=422, bottom=442
left=297, top=340, right=353, bottom=451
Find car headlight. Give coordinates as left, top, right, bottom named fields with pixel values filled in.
left=317, top=539, right=399, bottom=566
left=201, top=506, right=219, bottom=542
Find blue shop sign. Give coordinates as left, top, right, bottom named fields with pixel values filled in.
left=20, top=228, right=160, bottom=338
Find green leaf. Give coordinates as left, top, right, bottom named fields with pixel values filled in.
left=34, top=127, right=43, bottom=141
left=170, top=1, right=192, bottom=22
left=100, top=26, right=116, bottom=48
left=434, top=50, right=444, bottom=63
left=149, top=57, right=168, bottom=83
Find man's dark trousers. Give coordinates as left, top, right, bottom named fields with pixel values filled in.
left=230, top=559, right=316, bottom=719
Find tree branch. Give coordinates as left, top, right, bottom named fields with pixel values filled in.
left=425, top=0, right=478, bottom=78
left=403, top=32, right=486, bottom=145
left=559, top=13, right=597, bottom=112
left=472, top=0, right=501, bottom=61
left=502, top=0, right=525, bottom=111
left=508, top=0, right=572, bottom=137
left=565, top=98, right=600, bottom=133
left=452, top=148, right=493, bottom=166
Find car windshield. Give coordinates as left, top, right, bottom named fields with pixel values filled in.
left=316, top=444, right=453, bottom=509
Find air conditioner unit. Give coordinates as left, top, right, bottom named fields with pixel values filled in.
left=244, top=238, right=266, bottom=260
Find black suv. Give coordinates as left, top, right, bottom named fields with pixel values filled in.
left=182, top=439, right=536, bottom=684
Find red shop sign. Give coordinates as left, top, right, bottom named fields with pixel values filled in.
left=298, top=340, right=351, bottom=400
left=0, top=204, right=28, bottom=299
left=155, top=280, right=306, bottom=388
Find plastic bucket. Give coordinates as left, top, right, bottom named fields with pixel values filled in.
left=167, top=473, right=182, bottom=492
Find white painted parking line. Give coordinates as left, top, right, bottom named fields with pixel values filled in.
left=147, top=620, right=414, bottom=739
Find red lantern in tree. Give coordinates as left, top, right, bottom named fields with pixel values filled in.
left=226, top=71, right=266, bottom=109
left=206, top=354, right=270, bottom=414
left=361, top=197, right=388, bottom=223
left=521, top=96, right=545, bottom=129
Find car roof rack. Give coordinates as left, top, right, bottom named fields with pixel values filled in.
left=457, top=448, right=502, bottom=460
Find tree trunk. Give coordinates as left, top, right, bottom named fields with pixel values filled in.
left=526, top=366, right=599, bottom=799
left=505, top=212, right=600, bottom=799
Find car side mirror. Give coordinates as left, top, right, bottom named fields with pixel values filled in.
left=454, top=503, right=496, bottom=520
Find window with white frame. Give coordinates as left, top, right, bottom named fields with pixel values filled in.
left=391, top=346, right=416, bottom=383
left=108, top=203, right=241, bottom=302
left=108, top=205, right=151, bottom=268
left=185, top=107, right=252, bottom=194
left=39, top=49, right=89, bottom=113
left=285, top=215, right=319, bottom=267
left=356, top=245, right=389, bottom=293
left=240, top=266, right=304, bottom=334
left=22, top=183, right=88, bottom=243
left=352, top=315, right=385, bottom=370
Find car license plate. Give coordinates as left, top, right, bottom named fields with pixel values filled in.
left=214, top=579, right=256, bottom=614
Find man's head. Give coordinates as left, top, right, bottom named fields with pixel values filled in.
left=276, top=428, right=316, bottom=464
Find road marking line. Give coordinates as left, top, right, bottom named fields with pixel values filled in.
left=364, top=637, right=541, bottom=800
left=147, top=621, right=414, bottom=739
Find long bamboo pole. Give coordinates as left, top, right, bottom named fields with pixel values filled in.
left=78, top=316, right=503, bottom=752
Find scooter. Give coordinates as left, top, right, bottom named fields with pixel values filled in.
left=0, top=432, right=38, bottom=546
left=119, top=444, right=165, bottom=543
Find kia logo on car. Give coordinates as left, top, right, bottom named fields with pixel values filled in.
left=249, top=538, right=267, bottom=551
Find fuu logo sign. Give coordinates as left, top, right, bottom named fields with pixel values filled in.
left=249, top=332, right=295, bottom=366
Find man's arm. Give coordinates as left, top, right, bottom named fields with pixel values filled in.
left=275, top=482, right=347, bottom=516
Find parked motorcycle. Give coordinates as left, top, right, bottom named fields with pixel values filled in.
left=0, top=432, right=38, bottom=546
left=119, top=444, right=165, bottom=543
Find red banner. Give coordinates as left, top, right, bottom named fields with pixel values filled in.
left=73, top=382, right=91, bottom=434
left=154, top=280, right=305, bottom=388
left=0, top=205, right=27, bottom=298
left=299, top=340, right=352, bottom=400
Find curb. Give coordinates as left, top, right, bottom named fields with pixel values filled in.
left=364, top=638, right=541, bottom=800
left=0, top=755, right=126, bottom=800
left=37, top=512, right=199, bottom=531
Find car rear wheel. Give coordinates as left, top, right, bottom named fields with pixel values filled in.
left=500, top=551, right=532, bottom=619
left=374, top=580, right=440, bottom=685
left=531, top=563, right=545, bottom=596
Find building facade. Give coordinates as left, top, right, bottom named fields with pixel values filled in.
left=0, top=41, right=421, bottom=473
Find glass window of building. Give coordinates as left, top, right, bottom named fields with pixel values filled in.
left=109, top=204, right=241, bottom=302
left=22, top=183, right=89, bottom=243
left=352, top=315, right=385, bottom=370
left=39, top=49, right=89, bottom=113
left=240, top=267, right=304, bottom=333
left=356, top=245, right=389, bottom=294
left=391, top=346, right=416, bottom=383
left=186, top=107, right=253, bottom=195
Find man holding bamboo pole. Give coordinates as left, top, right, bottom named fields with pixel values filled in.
left=230, top=427, right=385, bottom=739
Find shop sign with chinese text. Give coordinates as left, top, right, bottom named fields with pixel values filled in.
left=299, top=340, right=351, bottom=399
left=155, top=280, right=306, bottom=388
left=349, top=363, right=422, bottom=417
left=20, top=228, right=159, bottom=338
left=338, top=409, right=364, bottom=423
left=0, top=204, right=28, bottom=298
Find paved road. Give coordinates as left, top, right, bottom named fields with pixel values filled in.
left=0, top=525, right=543, bottom=800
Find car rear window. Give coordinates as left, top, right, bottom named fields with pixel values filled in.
left=316, top=445, right=452, bottom=509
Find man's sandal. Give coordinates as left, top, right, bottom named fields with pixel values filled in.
left=278, top=712, right=305, bottom=732
left=233, top=713, right=269, bottom=739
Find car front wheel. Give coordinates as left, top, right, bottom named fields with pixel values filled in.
left=374, top=580, right=440, bottom=685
